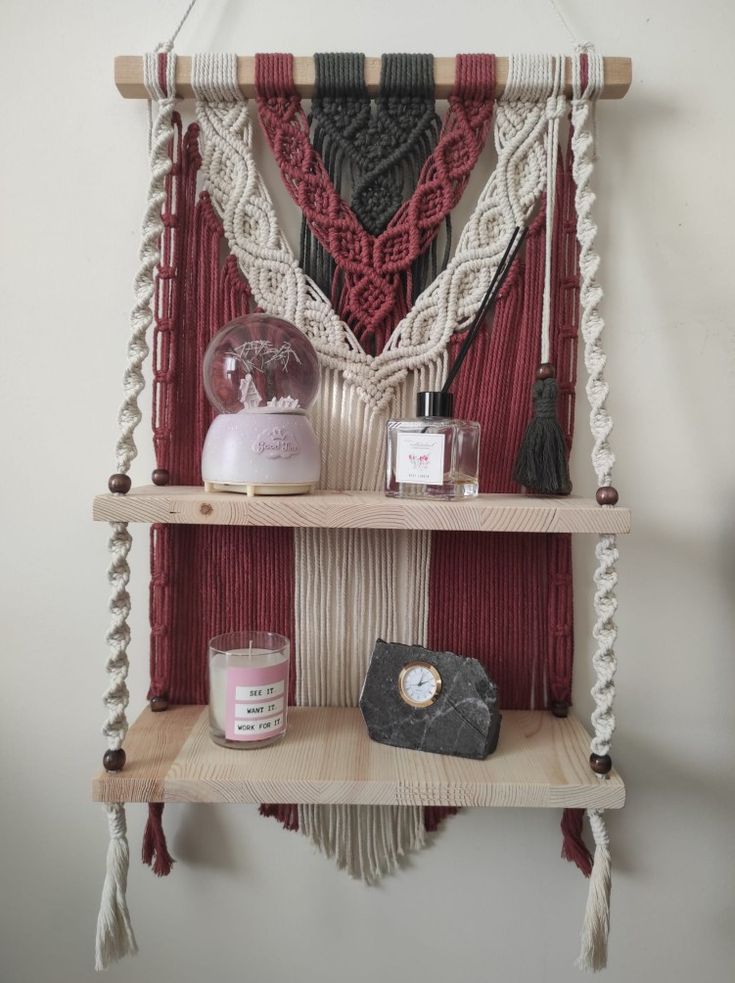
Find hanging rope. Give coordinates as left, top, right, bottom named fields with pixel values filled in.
left=114, top=52, right=178, bottom=476
left=97, top=50, right=178, bottom=972
left=571, top=45, right=617, bottom=973
left=571, top=45, right=618, bottom=766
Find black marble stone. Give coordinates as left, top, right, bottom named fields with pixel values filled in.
left=359, top=639, right=502, bottom=760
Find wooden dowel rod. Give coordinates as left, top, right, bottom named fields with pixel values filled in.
left=114, top=55, right=632, bottom=100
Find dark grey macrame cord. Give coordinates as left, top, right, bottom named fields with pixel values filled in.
left=301, top=52, right=448, bottom=301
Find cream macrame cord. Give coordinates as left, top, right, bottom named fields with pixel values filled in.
left=96, top=50, right=179, bottom=973
left=571, top=45, right=617, bottom=974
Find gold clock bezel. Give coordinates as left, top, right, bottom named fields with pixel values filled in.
left=398, top=661, right=442, bottom=708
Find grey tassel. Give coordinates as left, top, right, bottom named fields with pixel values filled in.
left=512, top=366, right=572, bottom=495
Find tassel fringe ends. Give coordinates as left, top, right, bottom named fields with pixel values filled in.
left=576, top=809, right=611, bottom=972
left=95, top=804, right=137, bottom=971
left=300, top=804, right=426, bottom=885
left=513, top=374, right=572, bottom=496
left=142, top=803, right=175, bottom=877
left=561, top=808, right=594, bottom=877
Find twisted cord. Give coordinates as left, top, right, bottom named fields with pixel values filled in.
left=115, top=52, right=178, bottom=473
left=194, top=54, right=555, bottom=411
left=590, top=534, right=618, bottom=756
left=571, top=47, right=612, bottom=487
left=571, top=47, right=618, bottom=761
left=104, top=521, right=132, bottom=749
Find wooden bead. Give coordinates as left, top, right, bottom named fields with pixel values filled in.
left=150, top=694, right=169, bottom=712
left=108, top=473, right=131, bottom=495
left=536, top=363, right=555, bottom=380
left=103, top=748, right=126, bottom=772
left=589, top=752, right=612, bottom=775
left=152, top=468, right=170, bottom=486
left=550, top=701, right=569, bottom=718
left=596, top=486, right=619, bottom=506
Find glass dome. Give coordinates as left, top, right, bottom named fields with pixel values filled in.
left=203, top=314, right=320, bottom=414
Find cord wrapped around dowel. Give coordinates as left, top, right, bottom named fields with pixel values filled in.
left=576, top=808, right=611, bottom=972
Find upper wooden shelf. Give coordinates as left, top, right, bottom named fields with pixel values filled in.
left=92, top=706, right=625, bottom=809
left=114, top=55, right=632, bottom=101
left=93, top=486, right=630, bottom=534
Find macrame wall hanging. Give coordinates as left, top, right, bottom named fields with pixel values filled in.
left=96, top=35, right=631, bottom=977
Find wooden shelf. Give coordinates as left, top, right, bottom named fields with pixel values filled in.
left=93, top=486, right=631, bottom=534
left=92, top=706, right=625, bottom=809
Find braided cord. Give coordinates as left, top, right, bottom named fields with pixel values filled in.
left=571, top=46, right=618, bottom=760
left=104, top=521, right=133, bottom=750
left=105, top=54, right=177, bottom=749
left=114, top=53, right=178, bottom=474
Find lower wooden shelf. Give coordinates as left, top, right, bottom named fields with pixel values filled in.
left=92, top=706, right=625, bottom=809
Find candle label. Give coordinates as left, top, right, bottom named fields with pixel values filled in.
left=395, top=433, right=445, bottom=485
left=225, top=662, right=289, bottom=742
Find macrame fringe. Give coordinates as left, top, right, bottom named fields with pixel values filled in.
left=576, top=809, right=611, bottom=972
left=512, top=376, right=572, bottom=495
left=561, top=807, right=593, bottom=876
left=142, top=803, right=175, bottom=876
left=259, top=803, right=300, bottom=831
left=300, top=805, right=425, bottom=885
left=95, top=803, right=137, bottom=971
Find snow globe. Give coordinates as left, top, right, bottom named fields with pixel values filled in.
left=201, top=314, right=321, bottom=495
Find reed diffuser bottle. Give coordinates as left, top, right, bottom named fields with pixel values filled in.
left=385, top=391, right=480, bottom=500
left=383, top=226, right=527, bottom=503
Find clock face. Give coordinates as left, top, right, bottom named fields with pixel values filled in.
left=398, top=661, right=442, bottom=708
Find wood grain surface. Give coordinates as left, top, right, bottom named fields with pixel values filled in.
left=93, top=486, right=631, bottom=534
left=92, top=706, right=626, bottom=809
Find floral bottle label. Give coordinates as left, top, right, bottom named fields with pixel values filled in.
left=252, top=426, right=300, bottom=458
left=395, top=432, right=445, bottom=485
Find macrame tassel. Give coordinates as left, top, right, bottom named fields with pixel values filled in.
left=576, top=809, right=611, bottom=972
left=561, top=807, right=593, bottom=876
left=142, top=803, right=175, bottom=876
left=513, top=368, right=572, bottom=495
left=95, top=803, right=137, bottom=971
left=514, top=55, right=572, bottom=497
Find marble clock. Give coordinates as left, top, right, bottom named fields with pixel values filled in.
left=359, top=639, right=502, bottom=760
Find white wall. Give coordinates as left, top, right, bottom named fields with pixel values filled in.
left=1, top=1, right=733, bottom=980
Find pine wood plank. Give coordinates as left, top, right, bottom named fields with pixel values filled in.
left=92, top=706, right=625, bottom=809
left=114, top=55, right=632, bottom=100
left=92, top=486, right=631, bottom=534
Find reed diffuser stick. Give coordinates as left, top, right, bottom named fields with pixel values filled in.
left=441, top=226, right=527, bottom=395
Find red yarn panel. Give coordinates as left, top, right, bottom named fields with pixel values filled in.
left=149, top=128, right=295, bottom=710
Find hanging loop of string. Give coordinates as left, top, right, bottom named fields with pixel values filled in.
left=156, top=0, right=199, bottom=53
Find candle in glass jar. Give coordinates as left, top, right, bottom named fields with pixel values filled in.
left=208, top=632, right=290, bottom=749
